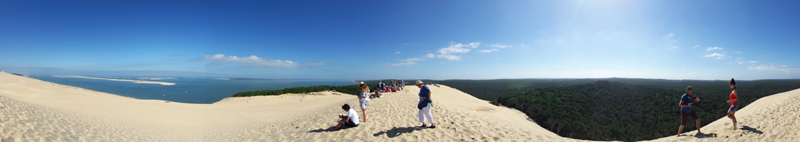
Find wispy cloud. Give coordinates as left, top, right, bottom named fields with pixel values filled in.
left=198, top=54, right=327, bottom=68
left=704, top=53, right=726, bottom=59
left=384, top=58, right=424, bottom=67
left=479, top=49, right=498, bottom=53
left=433, top=42, right=480, bottom=60
left=706, top=47, right=724, bottom=51
left=734, top=60, right=758, bottom=64
left=748, top=64, right=800, bottom=74
left=668, top=34, right=675, bottom=37
left=693, top=45, right=700, bottom=48
left=168, top=53, right=182, bottom=57
left=490, top=44, right=512, bottom=48
left=394, top=51, right=401, bottom=54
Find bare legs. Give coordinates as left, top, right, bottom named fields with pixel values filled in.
left=362, top=108, right=367, bottom=123
left=335, top=115, right=346, bottom=130
left=727, top=110, right=737, bottom=130
left=677, top=119, right=701, bottom=137
left=695, top=119, right=702, bottom=133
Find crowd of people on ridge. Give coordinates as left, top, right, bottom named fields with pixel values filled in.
left=336, top=80, right=436, bottom=130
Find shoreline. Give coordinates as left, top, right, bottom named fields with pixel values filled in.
left=52, top=75, right=176, bottom=85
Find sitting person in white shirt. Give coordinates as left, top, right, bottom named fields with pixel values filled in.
left=335, top=104, right=360, bottom=130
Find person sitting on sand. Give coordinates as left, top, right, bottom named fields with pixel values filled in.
left=415, top=80, right=436, bottom=128
left=727, top=78, right=739, bottom=130
left=335, top=104, right=360, bottom=130
left=677, top=86, right=701, bottom=137
left=358, top=82, right=370, bottom=123
left=370, top=89, right=381, bottom=98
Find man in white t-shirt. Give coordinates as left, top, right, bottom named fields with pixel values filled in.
left=335, top=104, right=360, bottom=130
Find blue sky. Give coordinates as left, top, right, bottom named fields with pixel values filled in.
left=1, top=0, right=799, bottom=80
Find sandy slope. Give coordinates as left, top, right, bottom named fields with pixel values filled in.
left=1, top=71, right=798, bottom=141
left=0, top=72, right=580, bottom=141
left=647, top=88, right=800, bottom=142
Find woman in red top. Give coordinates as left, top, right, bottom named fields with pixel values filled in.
left=726, top=78, right=739, bottom=130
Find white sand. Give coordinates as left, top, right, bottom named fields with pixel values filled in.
left=53, top=75, right=176, bottom=85
left=647, top=88, right=800, bottom=142
left=1, top=71, right=798, bottom=141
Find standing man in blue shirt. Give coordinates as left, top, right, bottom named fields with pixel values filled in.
left=416, top=80, right=435, bottom=128
left=677, top=86, right=701, bottom=137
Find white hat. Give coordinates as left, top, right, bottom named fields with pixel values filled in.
left=359, top=82, right=365, bottom=85
left=415, top=80, right=424, bottom=85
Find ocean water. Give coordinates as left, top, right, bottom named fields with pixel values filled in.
left=29, top=75, right=356, bottom=104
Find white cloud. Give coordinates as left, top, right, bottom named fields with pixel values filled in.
left=426, top=53, right=435, bottom=58
left=384, top=58, right=424, bottom=67
left=479, top=49, right=498, bottom=53
left=668, top=34, right=675, bottom=37
left=437, top=54, right=463, bottom=60
left=747, top=61, right=758, bottom=64
left=434, top=42, right=480, bottom=60
left=704, top=53, right=726, bottom=59
left=669, top=46, right=679, bottom=49
left=394, top=51, right=401, bottom=54
left=490, top=44, right=512, bottom=48
left=693, top=45, right=700, bottom=48
left=706, top=47, right=723, bottom=51
left=199, top=54, right=327, bottom=68
left=748, top=64, right=800, bottom=74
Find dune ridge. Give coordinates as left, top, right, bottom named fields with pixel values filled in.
left=1, top=72, right=799, bottom=141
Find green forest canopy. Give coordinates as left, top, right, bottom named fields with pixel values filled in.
left=442, top=79, right=800, bottom=141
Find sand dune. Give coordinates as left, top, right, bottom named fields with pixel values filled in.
left=1, top=71, right=799, bottom=141
left=647, top=87, right=800, bottom=142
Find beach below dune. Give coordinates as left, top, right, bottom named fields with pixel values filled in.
left=2, top=71, right=800, bottom=141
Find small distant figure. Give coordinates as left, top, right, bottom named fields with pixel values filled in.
left=377, top=81, right=385, bottom=93
left=415, top=80, right=435, bottom=128
left=677, top=86, right=701, bottom=137
left=399, top=80, right=405, bottom=91
left=358, top=82, right=370, bottom=123
left=335, top=104, right=360, bottom=130
left=727, top=78, right=739, bottom=130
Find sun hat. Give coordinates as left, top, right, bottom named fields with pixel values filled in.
left=359, top=82, right=365, bottom=85
left=415, top=80, right=424, bottom=85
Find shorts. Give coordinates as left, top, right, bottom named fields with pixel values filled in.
left=680, top=112, right=698, bottom=125
left=729, top=104, right=738, bottom=112
left=344, top=119, right=358, bottom=127
left=359, top=99, right=369, bottom=109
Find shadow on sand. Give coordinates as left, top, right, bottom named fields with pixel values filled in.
left=308, top=125, right=356, bottom=133
left=693, top=132, right=717, bottom=138
left=373, top=126, right=425, bottom=138
left=741, top=126, right=763, bottom=134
